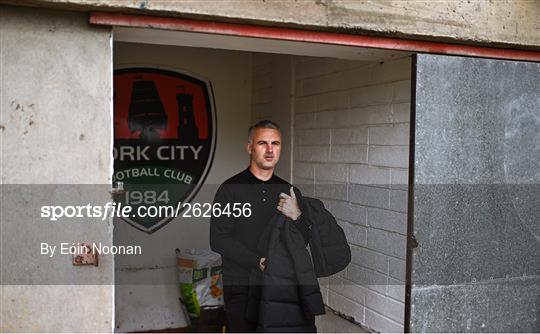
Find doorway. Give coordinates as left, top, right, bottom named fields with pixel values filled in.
left=112, top=28, right=413, bottom=332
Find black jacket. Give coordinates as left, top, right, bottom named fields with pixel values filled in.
left=299, top=197, right=351, bottom=278
left=243, top=196, right=351, bottom=332
left=245, top=212, right=325, bottom=332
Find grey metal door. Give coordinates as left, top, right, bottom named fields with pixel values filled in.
left=407, top=54, right=540, bottom=332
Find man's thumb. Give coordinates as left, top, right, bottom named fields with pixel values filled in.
left=290, top=186, right=296, bottom=198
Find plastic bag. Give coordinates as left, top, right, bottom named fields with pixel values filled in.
left=176, top=248, right=224, bottom=317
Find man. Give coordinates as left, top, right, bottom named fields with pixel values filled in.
left=209, top=120, right=312, bottom=332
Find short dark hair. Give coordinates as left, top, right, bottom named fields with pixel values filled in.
left=248, top=120, right=281, bottom=142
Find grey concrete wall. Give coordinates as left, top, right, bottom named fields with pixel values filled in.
left=0, top=6, right=113, bottom=332
left=3, top=0, right=540, bottom=49
left=411, top=54, right=540, bottom=333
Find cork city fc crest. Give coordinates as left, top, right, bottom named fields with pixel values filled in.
left=113, top=67, right=216, bottom=233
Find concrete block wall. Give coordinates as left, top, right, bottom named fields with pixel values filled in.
left=251, top=53, right=274, bottom=121
left=293, top=56, right=411, bottom=332
left=250, top=53, right=411, bottom=332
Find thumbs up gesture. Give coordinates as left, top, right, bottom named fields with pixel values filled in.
left=277, top=187, right=302, bottom=221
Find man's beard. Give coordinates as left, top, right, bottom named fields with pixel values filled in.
left=259, top=161, right=274, bottom=170
left=254, top=156, right=277, bottom=170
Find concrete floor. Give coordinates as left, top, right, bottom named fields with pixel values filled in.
left=138, top=307, right=369, bottom=333
left=316, top=307, right=369, bottom=333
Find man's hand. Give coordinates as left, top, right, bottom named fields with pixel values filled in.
left=259, top=257, right=267, bottom=271
left=277, top=187, right=302, bottom=221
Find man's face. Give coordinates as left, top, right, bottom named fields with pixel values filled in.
left=247, top=128, right=282, bottom=171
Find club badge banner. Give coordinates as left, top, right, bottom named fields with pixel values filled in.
left=113, top=67, right=216, bottom=233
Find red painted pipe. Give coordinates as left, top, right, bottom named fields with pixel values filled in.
left=90, top=12, right=540, bottom=62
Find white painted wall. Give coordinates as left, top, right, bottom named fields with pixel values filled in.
left=251, top=53, right=293, bottom=182
left=250, top=54, right=411, bottom=332
left=294, top=56, right=411, bottom=333
left=113, top=42, right=252, bottom=332
left=1, top=6, right=113, bottom=332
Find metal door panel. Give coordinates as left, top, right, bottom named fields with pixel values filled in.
left=408, top=54, right=540, bottom=332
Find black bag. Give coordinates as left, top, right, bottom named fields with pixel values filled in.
left=303, top=197, right=351, bottom=277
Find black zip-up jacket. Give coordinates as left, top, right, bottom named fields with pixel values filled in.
left=244, top=213, right=326, bottom=332
left=243, top=196, right=350, bottom=332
